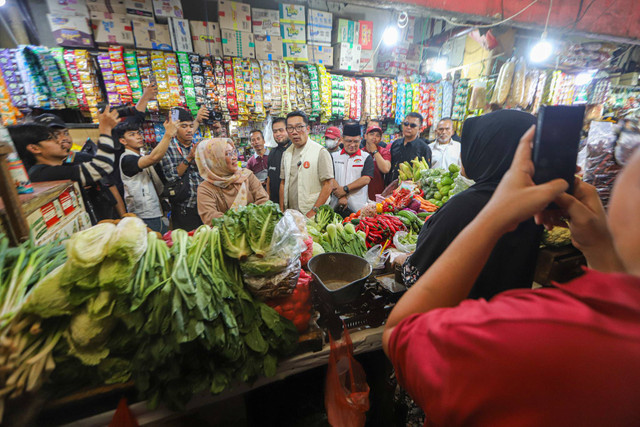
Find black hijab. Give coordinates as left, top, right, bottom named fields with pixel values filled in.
left=461, top=109, right=536, bottom=187
left=406, top=110, right=542, bottom=300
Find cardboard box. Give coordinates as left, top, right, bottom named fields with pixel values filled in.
left=358, top=20, right=373, bottom=50
left=282, top=42, right=308, bottom=63
left=252, top=8, right=280, bottom=37
left=254, top=35, right=283, bottom=61
left=378, top=41, right=410, bottom=62
left=359, top=48, right=376, bottom=72
left=168, top=17, right=192, bottom=52
left=47, top=0, right=89, bottom=16
left=218, top=1, right=252, bottom=33
left=221, top=29, right=255, bottom=58
left=132, top=17, right=172, bottom=50
left=307, top=9, right=331, bottom=44
left=333, top=19, right=358, bottom=44
left=189, top=21, right=222, bottom=56
left=87, top=0, right=126, bottom=18
left=333, top=42, right=360, bottom=71
left=126, top=0, right=154, bottom=18
left=376, top=59, right=401, bottom=75
left=279, top=3, right=305, bottom=24
left=47, top=14, right=94, bottom=47
left=280, top=21, right=305, bottom=44
left=308, top=43, right=332, bottom=67
left=91, top=14, right=134, bottom=46
left=152, top=0, right=183, bottom=22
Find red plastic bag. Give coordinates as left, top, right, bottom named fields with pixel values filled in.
left=266, top=269, right=312, bottom=333
left=109, top=397, right=139, bottom=427
left=300, top=237, right=314, bottom=267
left=325, top=325, right=370, bottom=427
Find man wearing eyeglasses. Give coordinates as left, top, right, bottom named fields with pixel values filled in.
left=279, top=111, right=334, bottom=218
left=161, top=108, right=205, bottom=231
left=387, top=112, right=432, bottom=185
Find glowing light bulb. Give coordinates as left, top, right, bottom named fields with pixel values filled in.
left=382, top=26, right=399, bottom=47
left=433, top=58, right=448, bottom=76
left=530, top=39, right=553, bottom=63
left=575, top=70, right=596, bottom=86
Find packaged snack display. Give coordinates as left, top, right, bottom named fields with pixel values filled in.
left=177, top=52, right=197, bottom=115
left=508, top=58, right=526, bottom=107
left=136, top=51, right=160, bottom=112
left=469, top=79, right=487, bottom=111
left=123, top=50, right=143, bottom=103
left=50, top=48, right=79, bottom=108
left=491, top=58, right=515, bottom=105
left=0, top=50, right=27, bottom=109
left=451, top=79, right=469, bottom=121
left=0, top=73, right=22, bottom=125
left=150, top=51, right=170, bottom=109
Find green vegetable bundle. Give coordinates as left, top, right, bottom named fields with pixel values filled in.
left=315, top=222, right=367, bottom=257
left=0, top=234, right=67, bottom=421
left=2, top=217, right=298, bottom=414
left=213, top=201, right=283, bottom=261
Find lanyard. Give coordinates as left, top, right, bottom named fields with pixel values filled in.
left=175, top=139, right=192, bottom=159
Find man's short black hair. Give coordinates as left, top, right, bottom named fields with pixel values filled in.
left=406, top=112, right=424, bottom=124
left=250, top=129, right=264, bottom=139
left=8, top=124, right=53, bottom=169
left=112, top=120, right=141, bottom=144
left=272, top=117, right=286, bottom=127
left=286, top=110, right=309, bottom=126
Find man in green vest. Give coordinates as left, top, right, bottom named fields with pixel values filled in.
left=279, top=110, right=334, bottom=218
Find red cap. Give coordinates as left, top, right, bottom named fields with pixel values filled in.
left=325, top=126, right=341, bottom=139
left=366, top=125, right=383, bottom=134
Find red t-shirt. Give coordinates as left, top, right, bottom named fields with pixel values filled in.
left=389, top=269, right=640, bottom=427
left=365, top=145, right=391, bottom=200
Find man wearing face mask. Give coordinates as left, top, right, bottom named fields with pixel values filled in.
left=387, top=112, right=432, bottom=185
left=324, top=126, right=342, bottom=153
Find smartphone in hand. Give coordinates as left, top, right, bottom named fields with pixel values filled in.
left=532, top=105, right=585, bottom=194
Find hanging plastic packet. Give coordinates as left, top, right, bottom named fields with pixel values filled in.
left=0, top=124, right=33, bottom=194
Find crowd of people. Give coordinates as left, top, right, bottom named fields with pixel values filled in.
left=5, top=83, right=640, bottom=425
left=9, top=87, right=459, bottom=230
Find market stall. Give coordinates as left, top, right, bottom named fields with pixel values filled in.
left=0, top=0, right=639, bottom=424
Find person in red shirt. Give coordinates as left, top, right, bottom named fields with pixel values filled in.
left=383, top=125, right=640, bottom=427
left=363, top=125, right=391, bottom=200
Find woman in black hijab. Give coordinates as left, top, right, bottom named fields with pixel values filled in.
left=402, top=110, right=542, bottom=299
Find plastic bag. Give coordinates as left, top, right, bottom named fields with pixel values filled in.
left=393, top=231, right=416, bottom=253
left=265, top=269, right=312, bottom=333
left=449, top=175, right=475, bottom=197
left=300, top=237, right=314, bottom=267
left=468, top=79, right=487, bottom=110
left=614, top=118, right=640, bottom=166
left=241, top=210, right=307, bottom=299
left=263, top=114, right=277, bottom=148
left=325, top=324, right=370, bottom=427
left=583, top=121, right=622, bottom=208
left=364, top=245, right=389, bottom=270
left=243, top=258, right=301, bottom=300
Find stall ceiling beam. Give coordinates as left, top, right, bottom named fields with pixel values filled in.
left=327, top=0, right=640, bottom=44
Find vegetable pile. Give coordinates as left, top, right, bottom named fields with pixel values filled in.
left=0, top=216, right=299, bottom=416
left=354, top=215, right=407, bottom=248
left=397, top=157, right=430, bottom=182
left=0, top=235, right=67, bottom=420
left=542, top=227, right=572, bottom=247
left=308, top=206, right=367, bottom=257
left=418, top=164, right=468, bottom=206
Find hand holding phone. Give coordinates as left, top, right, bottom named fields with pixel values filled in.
left=532, top=105, right=585, bottom=194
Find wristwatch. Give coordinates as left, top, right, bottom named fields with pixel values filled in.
left=371, top=150, right=379, bottom=156
left=181, top=158, right=190, bottom=166
left=312, top=206, right=319, bottom=213
left=343, top=185, right=350, bottom=194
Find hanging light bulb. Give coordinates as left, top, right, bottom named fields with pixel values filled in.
left=0, top=0, right=6, bottom=7
left=382, top=26, right=399, bottom=46
left=433, top=58, right=448, bottom=76
left=530, top=33, right=553, bottom=63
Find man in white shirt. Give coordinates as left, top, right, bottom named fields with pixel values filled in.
left=429, top=118, right=461, bottom=170
left=331, top=122, right=374, bottom=215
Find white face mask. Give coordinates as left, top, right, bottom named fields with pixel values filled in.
left=325, top=138, right=339, bottom=149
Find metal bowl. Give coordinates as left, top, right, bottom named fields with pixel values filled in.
left=308, top=252, right=372, bottom=306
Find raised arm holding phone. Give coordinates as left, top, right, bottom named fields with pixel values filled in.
left=383, top=123, right=640, bottom=426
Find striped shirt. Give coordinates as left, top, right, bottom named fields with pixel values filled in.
left=28, top=134, right=116, bottom=186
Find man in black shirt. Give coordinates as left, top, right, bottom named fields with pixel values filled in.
left=387, top=112, right=432, bottom=185
left=266, top=117, right=291, bottom=204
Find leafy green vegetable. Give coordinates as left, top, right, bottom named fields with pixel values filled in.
left=213, top=208, right=253, bottom=260
left=66, top=223, right=115, bottom=268
left=240, top=255, right=289, bottom=276
left=244, top=202, right=283, bottom=257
